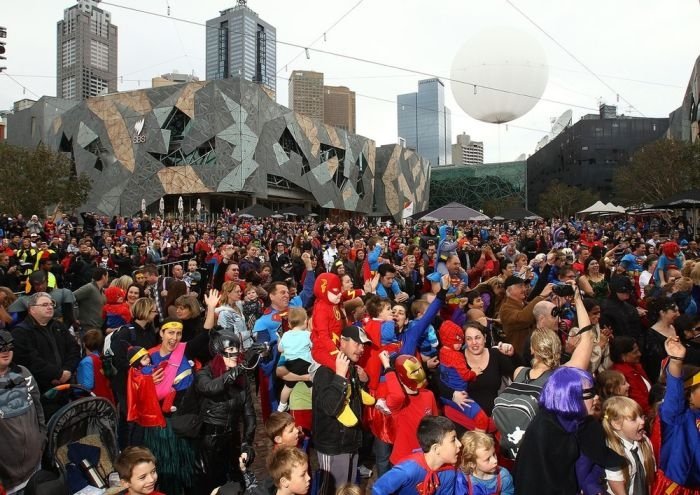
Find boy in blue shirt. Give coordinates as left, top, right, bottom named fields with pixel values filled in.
left=372, top=416, right=462, bottom=495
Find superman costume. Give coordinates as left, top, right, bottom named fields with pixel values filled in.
left=253, top=271, right=315, bottom=418
left=372, top=452, right=458, bottom=495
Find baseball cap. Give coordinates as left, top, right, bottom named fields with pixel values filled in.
left=28, top=271, right=47, bottom=284
left=504, top=275, right=527, bottom=289
left=341, top=325, right=371, bottom=344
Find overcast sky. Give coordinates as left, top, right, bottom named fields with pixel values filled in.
left=1, top=0, right=698, bottom=162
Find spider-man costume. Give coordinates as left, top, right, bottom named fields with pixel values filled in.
left=438, top=320, right=490, bottom=431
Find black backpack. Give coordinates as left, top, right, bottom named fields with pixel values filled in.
left=492, top=367, right=552, bottom=460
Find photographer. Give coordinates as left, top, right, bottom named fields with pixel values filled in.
left=195, top=329, right=256, bottom=494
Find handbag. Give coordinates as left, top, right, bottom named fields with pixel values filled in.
left=170, top=411, right=203, bottom=439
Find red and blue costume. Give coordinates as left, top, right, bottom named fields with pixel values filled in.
left=253, top=271, right=315, bottom=419
left=438, top=320, right=490, bottom=431
left=372, top=452, right=459, bottom=495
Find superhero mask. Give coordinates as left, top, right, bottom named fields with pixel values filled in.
left=395, top=354, right=427, bottom=391
left=314, top=273, right=342, bottom=305
left=439, top=320, right=465, bottom=350
left=104, top=286, right=126, bottom=304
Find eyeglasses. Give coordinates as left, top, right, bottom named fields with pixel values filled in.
left=581, top=387, right=597, bottom=400
left=32, top=301, right=56, bottom=308
left=0, top=343, right=14, bottom=353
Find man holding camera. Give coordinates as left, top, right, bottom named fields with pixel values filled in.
left=500, top=275, right=554, bottom=357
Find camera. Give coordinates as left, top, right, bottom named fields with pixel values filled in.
left=552, top=284, right=575, bottom=297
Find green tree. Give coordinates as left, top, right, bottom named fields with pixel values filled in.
left=537, top=180, right=598, bottom=219
left=614, top=138, right=700, bottom=205
left=482, top=195, right=522, bottom=218
left=0, top=143, right=92, bottom=215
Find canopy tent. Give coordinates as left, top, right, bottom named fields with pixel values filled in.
left=418, top=202, right=490, bottom=222
left=577, top=201, right=625, bottom=215
left=407, top=206, right=437, bottom=220
left=280, top=205, right=311, bottom=217
left=236, top=204, right=274, bottom=218
left=649, top=189, right=700, bottom=235
left=496, top=206, right=542, bottom=221
left=650, top=189, right=700, bottom=209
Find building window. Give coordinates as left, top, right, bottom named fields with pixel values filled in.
left=62, top=39, right=76, bottom=67
left=61, top=77, right=76, bottom=99
left=90, top=40, right=109, bottom=71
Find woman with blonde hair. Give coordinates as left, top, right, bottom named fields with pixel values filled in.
left=216, top=281, right=252, bottom=350
left=111, top=275, right=134, bottom=292
left=601, top=396, right=655, bottom=495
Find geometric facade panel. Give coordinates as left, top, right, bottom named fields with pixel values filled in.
left=7, top=78, right=430, bottom=220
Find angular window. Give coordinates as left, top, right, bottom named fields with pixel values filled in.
left=278, top=127, right=310, bottom=174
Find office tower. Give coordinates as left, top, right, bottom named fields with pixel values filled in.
left=397, top=78, right=452, bottom=166
left=205, top=0, right=276, bottom=97
left=288, top=70, right=324, bottom=120
left=324, top=85, right=356, bottom=134
left=57, top=0, right=118, bottom=100
left=452, top=133, right=484, bottom=165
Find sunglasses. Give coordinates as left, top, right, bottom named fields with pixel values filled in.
left=581, top=387, right=597, bottom=400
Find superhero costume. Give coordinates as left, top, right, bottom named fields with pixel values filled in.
left=438, top=321, right=490, bottom=431
left=253, top=270, right=315, bottom=418
left=372, top=452, right=458, bottom=495
left=310, top=273, right=346, bottom=370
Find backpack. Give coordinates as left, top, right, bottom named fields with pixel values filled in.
left=492, top=367, right=552, bottom=460
left=102, top=324, right=137, bottom=377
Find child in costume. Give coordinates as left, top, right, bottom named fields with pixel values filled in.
left=438, top=320, right=490, bottom=431
left=653, top=337, right=700, bottom=493
left=127, top=346, right=176, bottom=415
left=372, top=416, right=461, bottom=495
left=601, top=396, right=655, bottom=495
left=103, top=286, right=132, bottom=329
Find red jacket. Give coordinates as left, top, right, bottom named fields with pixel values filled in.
left=611, top=361, right=651, bottom=414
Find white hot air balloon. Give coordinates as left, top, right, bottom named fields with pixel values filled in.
left=450, top=28, right=549, bottom=124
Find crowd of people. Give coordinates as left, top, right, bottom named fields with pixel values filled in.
left=0, top=209, right=699, bottom=495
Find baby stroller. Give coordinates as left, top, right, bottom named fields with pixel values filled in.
left=30, top=384, right=120, bottom=495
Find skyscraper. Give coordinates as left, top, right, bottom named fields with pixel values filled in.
left=397, top=78, right=452, bottom=166
left=205, top=0, right=276, bottom=97
left=57, top=0, right=118, bottom=100
left=288, top=70, right=324, bottom=120
left=324, top=85, right=356, bottom=134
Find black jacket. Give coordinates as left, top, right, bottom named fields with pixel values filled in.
left=195, top=365, right=256, bottom=445
left=601, top=297, right=643, bottom=341
left=12, top=316, right=81, bottom=393
left=312, top=364, right=364, bottom=456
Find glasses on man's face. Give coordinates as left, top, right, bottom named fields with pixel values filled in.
left=581, top=387, right=597, bottom=400
left=33, top=301, right=56, bottom=308
left=0, top=343, right=14, bottom=353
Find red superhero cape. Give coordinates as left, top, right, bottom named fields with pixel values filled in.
left=126, top=368, right=166, bottom=428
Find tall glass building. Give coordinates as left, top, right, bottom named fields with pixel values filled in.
left=397, top=78, right=452, bottom=166
left=205, top=1, right=276, bottom=97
